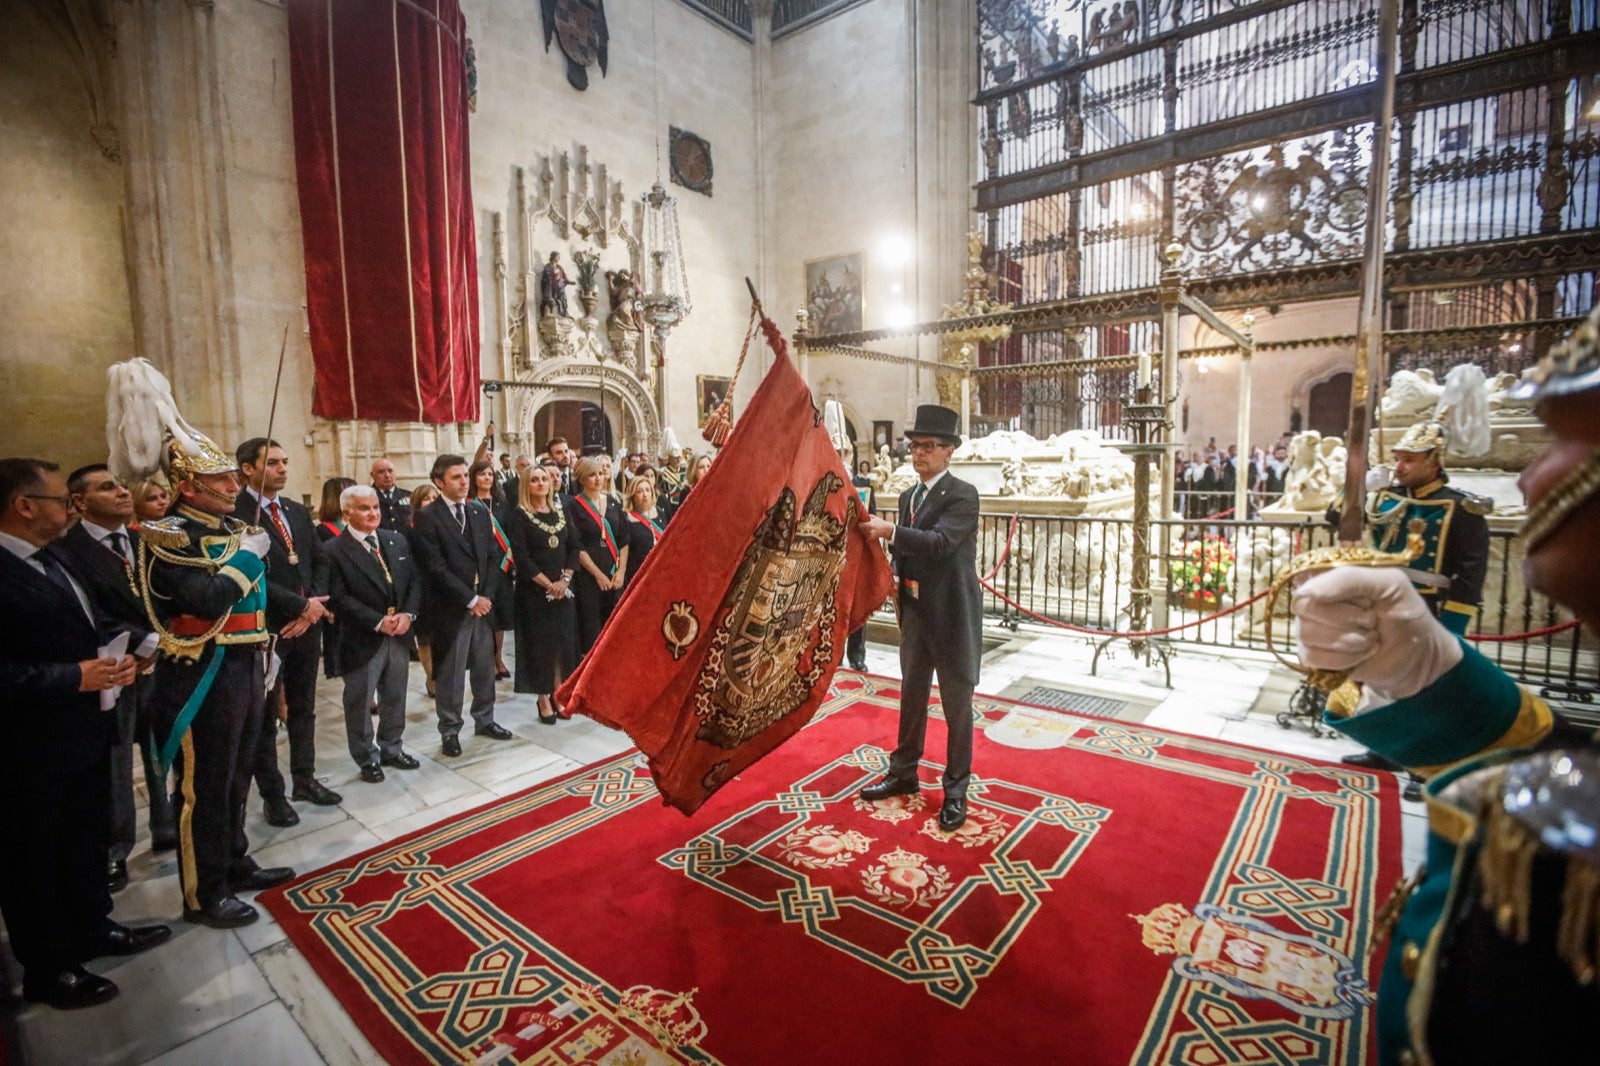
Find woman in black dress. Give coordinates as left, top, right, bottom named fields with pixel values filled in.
left=621, top=475, right=666, bottom=591
left=468, top=457, right=515, bottom=678
left=505, top=465, right=578, bottom=724
left=566, top=454, right=629, bottom=659
left=315, top=477, right=356, bottom=544
left=406, top=484, right=440, bottom=698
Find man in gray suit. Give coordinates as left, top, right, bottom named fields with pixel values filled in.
left=323, top=485, right=423, bottom=782
left=857, top=405, right=982, bottom=832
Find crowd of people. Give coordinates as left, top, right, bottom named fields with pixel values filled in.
left=0, top=430, right=712, bottom=1009
left=1175, top=433, right=1294, bottom=518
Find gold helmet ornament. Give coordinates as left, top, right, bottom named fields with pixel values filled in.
left=1515, top=305, right=1600, bottom=550
left=1393, top=419, right=1448, bottom=458
left=106, top=357, right=238, bottom=489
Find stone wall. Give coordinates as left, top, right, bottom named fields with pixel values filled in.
left=0, top=1, right=135, bottom=469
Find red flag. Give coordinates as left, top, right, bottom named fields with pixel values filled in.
left=556, top=345, right=893, bottom=814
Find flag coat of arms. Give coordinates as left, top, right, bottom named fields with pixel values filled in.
left=557, top=346, right=893, bottom=814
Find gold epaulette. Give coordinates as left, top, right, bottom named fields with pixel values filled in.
left=139, top=516, right=191, bottom=551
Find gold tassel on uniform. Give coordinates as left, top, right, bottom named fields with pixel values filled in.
left=1557, top=861, right=1600, bottom=985
left=1478, top=800, right=1541, bottom=944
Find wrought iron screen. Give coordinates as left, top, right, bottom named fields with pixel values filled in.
left=973, top=0, right=1600, bottom=439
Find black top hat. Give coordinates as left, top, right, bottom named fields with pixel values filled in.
left=905, top=404, right=962, bottom=446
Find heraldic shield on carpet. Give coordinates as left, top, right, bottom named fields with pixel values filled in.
left=259, top=675, right=1400, bottom=1065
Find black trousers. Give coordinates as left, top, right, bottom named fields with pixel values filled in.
left=886, top=603, right=976, bottom=800
left=150, top=645, right=268, bottom=910
left=0, top=747, right=113, bottom=976
left=109, top=672, right=175, bottom=861
left=253, top=627, right=321, bottom=795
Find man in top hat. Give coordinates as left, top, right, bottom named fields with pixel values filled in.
left=856, top=404, right=982, bottom=833
left=1331, top=419, right=1491, bottom=800
left=1288, top=306, right=1600, bottom=1065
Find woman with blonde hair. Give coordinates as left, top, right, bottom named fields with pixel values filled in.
left=129, top=479, right=170, bottom=528
left=564, top=454, right=629, bottom=657
left=504, top=465, right=579, bottom=723
left=621, top=475, right=666, bottom=590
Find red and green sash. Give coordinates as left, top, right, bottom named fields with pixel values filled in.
left=630, top=511, right=664, bottom=545
left=574, top=495, right=619, bottom=573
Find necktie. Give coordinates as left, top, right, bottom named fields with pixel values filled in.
left=267, top=500, right=294, bottom=550
left=107, top=531, right=130, bottom=565
left=455, top=502, right=467, bottom=531
left=910, top=483, right=927, bottom=520
left=365, top=534, right=394, bottom=584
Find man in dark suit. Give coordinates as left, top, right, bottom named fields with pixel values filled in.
left=544, top=436, right=575, bottom=496
left=61, top=464, right=177, bottom=893
left=371, top=456, right=411, bottom=532
left=235, top=438, right=335, bottom=827
left=324, top=485, right=423, bottom=781
left=857, top=405, right=983, bottom=833
left=410, top=453, right=514, bottom=756
left=0, top=458, right=168, bottom=1009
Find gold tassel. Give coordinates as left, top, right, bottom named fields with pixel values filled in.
left=1478, top=803, right=1539, bottom=944
left=1557, top=861, right=1600, bottom=986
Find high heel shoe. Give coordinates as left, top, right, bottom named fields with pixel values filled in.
left=537, top=696, right=557, bottom=725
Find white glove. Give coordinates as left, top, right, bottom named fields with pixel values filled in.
left=1365, top=464, right=1392, bottom=493
left=1291, top=567, right=1462, bottom=705
left=240, top=530, right=272, bottom=558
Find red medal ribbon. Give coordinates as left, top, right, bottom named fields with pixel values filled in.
left=573, top=495, right=619, bottom=572
left=489, top=513, right=515, bottom=574
left=267, top=499, right=295, bottom=552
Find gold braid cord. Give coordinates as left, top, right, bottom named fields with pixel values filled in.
left=137, top=522, right=247, bottom=662
left=1262, top=524, right=1427, bottom=693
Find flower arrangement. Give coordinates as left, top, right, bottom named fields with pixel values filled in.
left=1170, top=535, right=1234, bottom=607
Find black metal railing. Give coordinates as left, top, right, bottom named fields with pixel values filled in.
left=772, top=0, right=869, bottom=37
left=925, top=508, right=1597, bottom=694
left=674, top=0, right=753, bottom=40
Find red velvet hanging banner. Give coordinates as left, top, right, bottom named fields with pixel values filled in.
left=557, top=342, right=895, bottom=815
left=288, top=0, right=480, bottom=424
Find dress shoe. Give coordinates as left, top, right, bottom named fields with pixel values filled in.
left=107, top=859, right=128, bottom=894
left=380, top=751, right=420, bottom=770
left=183, top=896, right=259, bottom=928
left=938, top=796, right=968, bottom=833
left=23, top=966, right=118, bottom=1010
left=476, top=722, right=514, bottom=741
left=263, top=794, right=300, bottom=827
left=360, top=764, right=385, bottom=783
left=231, top=866, right=295, bottom=892
left=81, top=922, right=171, bottom=961
left=441, top=735, right=462, bottom=757
left=292, top=777, right=343, bottom=806
left=860, top=776, right=920, bottom=802
left=1341, top=750, right=1401, bottom=771
left=848, top=659, right=867, bottom=672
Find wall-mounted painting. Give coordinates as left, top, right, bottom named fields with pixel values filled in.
left=804, top=252, right=864, bottom=336
left=697, top=375, right=731, bottom=428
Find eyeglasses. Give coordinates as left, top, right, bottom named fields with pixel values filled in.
left=906, top=440, right=950, bottom=453
left=23, top=494, right=72, bottom=506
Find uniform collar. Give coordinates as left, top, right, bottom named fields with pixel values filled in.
left=174, top=502, right=224, bottom=528
left=1411, top=478, right=1446, bottom=499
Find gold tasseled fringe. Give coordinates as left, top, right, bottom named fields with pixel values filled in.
left=1478, top=802, right=1600, bottom=984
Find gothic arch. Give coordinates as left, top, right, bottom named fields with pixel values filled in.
left=505, top=357, right=660, bottom=454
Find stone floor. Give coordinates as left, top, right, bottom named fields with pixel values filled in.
left=1, top=626, right=1428, bottom=1066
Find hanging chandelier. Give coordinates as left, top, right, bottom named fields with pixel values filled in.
left=640, top=181, right=691, bottom=338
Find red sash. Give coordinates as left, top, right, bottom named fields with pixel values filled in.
left=630, top=511, right=664, bottom=545
left=573, top=495, right=619, bottom=572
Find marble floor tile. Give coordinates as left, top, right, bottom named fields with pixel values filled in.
left=249, top=818, right=383, bottom=877
left=365, top=788, right=502, bottom=842
left=483, top=754, right=586, bottom=798
left=332, top=754, right=488, bottom=833
left=17, top=925, right=272, bottom=1066
left=254, top=942, right=383, bottom=1066
left=452, top=739, right=576, bottom=790
left=142, top=1000, right=320, bottom=1066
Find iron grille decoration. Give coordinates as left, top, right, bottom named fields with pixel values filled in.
left=968, top=0, right=1600, bottom=441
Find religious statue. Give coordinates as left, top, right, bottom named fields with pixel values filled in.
left=539, top=251, right=571, bottom=318
left=606, top=268, right=645, bottom=334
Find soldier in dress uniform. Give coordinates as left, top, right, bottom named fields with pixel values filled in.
left=1330, top=419, right=1492, bottom=800
left=107, top=359, right=295, bottom=929
left=1291, top=306, right=1600, bottom=1065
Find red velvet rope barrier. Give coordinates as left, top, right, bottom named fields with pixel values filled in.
left=974, top=514, right=1582, bottom=644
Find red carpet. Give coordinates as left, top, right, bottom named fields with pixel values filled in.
left=259, top=676, right=1400, bottom=1064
